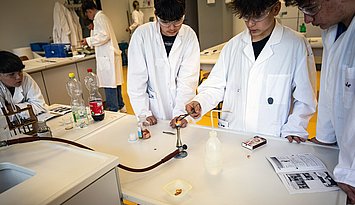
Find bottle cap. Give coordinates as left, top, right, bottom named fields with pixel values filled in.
left=87, top=68, right=93, bottom=72
left=68, top=72, right=75, bottom=78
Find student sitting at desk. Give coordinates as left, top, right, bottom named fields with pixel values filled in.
left=186, top=0, right=317, bottom=143
left=0, top=51, right=47, bottom=116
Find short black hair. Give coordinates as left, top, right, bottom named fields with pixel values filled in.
left=231, top=0, right=278, bottom=18
left=0, top=51, right=25, bottom=74
left=154, top=0, right=185, bottom=21
left=133, top=0, right=139, bottom=10
left=283, top=0, right=305, bottom=7
left=81, top=0, right=97, bottom=12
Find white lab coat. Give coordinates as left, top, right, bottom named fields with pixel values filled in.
left=86, top=11, right=123, bottom=88
left=129, top=10, right=144, bottom=32
left=127, top=22, right=200, bottom=120
left=194, top=22, right=317, bottom=138
left=316, top=17, right=355, bottom=187
left=0, top=73, right=47, bottom=116
left=53, top=2, right=70, bottom=44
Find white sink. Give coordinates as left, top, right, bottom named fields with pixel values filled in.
left=0, top=162, right=35, bottom=194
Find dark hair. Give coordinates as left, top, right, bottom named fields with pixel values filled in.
left=283, top=0, right=304, bottom=7
left=0, top=51, right=25, bottom=74
left=231, top=0, right=278, bottom=18
left=81, top=0, right=97, bottom=12
left=154, top=0, right=185, bottom=21
left=133, top=0, right=139, bottom=10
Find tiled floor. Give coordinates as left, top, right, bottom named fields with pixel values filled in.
left=122, top=67, right=320, bottom=139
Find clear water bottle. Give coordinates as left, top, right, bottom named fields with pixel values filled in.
left=205, top=130, right=222, bottom=175
left=66, top=72, right=88, bottom=128
left=84, top=68, right=105, bottom=121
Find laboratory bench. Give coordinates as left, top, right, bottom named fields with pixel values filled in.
left=74, top=114, right=345, bottom=205
left=23, top=55, right=105, bottom=106
left=1, top=112, right=346, bottom=204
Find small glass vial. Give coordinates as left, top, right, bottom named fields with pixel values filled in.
left=37, top=121, right=52, bottom=137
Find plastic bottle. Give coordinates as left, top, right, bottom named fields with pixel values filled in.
left=300, top=23, right=307, bottom=36
left=84, top=68, right=105, bottom=121
left=66, top=72, right=89, bottom=128
left=205, top=130, right=222, bottom=175
left=137, top=115, right=151, bottom=139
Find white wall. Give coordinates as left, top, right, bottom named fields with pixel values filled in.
left=0, top=0, right=130, bottom=51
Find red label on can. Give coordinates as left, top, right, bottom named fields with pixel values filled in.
left=89, top=101, right=104, bottom=115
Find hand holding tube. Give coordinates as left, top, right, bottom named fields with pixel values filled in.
left=185, top=101, right=201, bottom=119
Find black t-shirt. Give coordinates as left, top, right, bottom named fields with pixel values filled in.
left=252, top=34, right=271, bottom=60
left=162, top=34, right=177, bottom=57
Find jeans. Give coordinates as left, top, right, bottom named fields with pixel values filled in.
left=104, top=85, right=125, bottom=112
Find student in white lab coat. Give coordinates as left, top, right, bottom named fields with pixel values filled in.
left=0, top=51, right=46, bottom=116
left=126, top=0, right=144, bottom=34
left=284, top=0, right=355, bottom=203
left=127, top=0, right=200, bottom=128
left=186, top=0, right=317, bottom=143
left=81, top=0, right=126, bottom=113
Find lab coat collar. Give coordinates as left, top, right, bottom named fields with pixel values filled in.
left=154, top=22, right=184, bottom=59
left=241, top=20, right=283, bottom=64
left=94, top=10, right=103, bottom=20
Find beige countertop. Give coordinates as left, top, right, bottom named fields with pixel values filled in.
left=23, top=55, right=95, bottom=73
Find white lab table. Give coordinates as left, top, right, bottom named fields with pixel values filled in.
left=76, top=114, right=346, bottom=205
left=0, top=141, right=120, bottom=205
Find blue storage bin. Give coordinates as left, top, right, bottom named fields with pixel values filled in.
left=30, top=42, right=50, bottom=52
left=43, top=44, right=72, bottom=58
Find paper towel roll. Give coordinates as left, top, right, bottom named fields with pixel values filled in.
left=12, top=47, right=34, bottom=60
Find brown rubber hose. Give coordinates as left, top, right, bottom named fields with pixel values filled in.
left=3, top=137, right=187, bottom=173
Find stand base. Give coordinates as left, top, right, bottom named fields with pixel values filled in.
left=174, top=150, right=188, bottom=159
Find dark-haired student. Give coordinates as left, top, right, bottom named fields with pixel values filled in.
left=283, top=0, right=355, bottom=203
left=127, top=0, right=200, bottom=128
left=186, top=0, right=317, bottom=143
left=0, top=51, right=46, bottom=116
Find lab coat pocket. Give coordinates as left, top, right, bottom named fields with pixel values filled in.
left=266, top=74, right=291, bottom=105
left=97, top=56, right=111, bottom=72
left=148, top=89, right=160, bottom=117
left=343, top=66, right=355, bottom=109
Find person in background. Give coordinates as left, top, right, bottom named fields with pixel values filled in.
left=283, top=0, right=354, bottom=203
left=0, top=51, right=46, bottom=115
left=126, top=0, right=144, bottom=34
left=127, top=0, right=200, bottom=128
left=81, top=0, right=126, bottom=113
left=186, top=0, right=317, bottom=143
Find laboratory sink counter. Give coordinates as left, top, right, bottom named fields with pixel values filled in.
left=0, top=141, right=120, bottom=205
left=77, top=114, right=346, bottom=205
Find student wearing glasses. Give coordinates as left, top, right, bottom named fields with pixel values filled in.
left=283, top=0, right=354, bottom=203
left=127, top=0, right=200, bottom=128
left=0, top=51, right=46, bottom=115
left=186, top=0, right=317, bottom=143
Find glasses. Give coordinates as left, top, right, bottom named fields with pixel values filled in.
left=0, top=71, right=23, bottom=79
left=298, top=1, right=322, bottom=16
left=242, top=2, right=278, bottom=23
left=157, top=15, right=185, bottom=27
